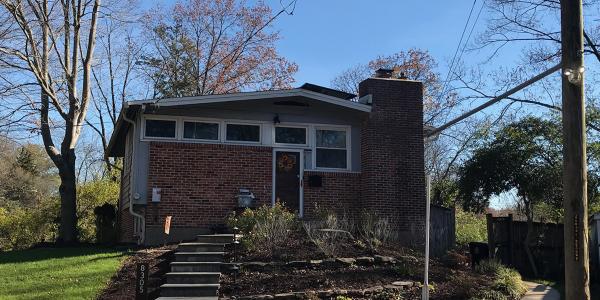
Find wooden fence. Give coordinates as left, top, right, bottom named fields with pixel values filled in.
left=430, top=205, right=456, bottom=257
left=486, top=214, right=564, bottom=279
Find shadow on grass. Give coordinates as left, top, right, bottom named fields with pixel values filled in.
left=0, top=245, right=132, bottom=264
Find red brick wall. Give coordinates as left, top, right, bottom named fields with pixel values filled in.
left=358, top=78, right=426, bottom=244
left=146, top=142, right=273, bottom=230
left=303, top=171, right=361, bottom=219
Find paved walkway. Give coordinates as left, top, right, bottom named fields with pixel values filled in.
left=521, top=281, right=560, bottom=300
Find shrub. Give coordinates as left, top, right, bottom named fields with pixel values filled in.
left=228, top=203, right=297, bottom=256
left=303, top=211, right=354, bottom=257
left=357, top=211, right=392, bottom=251
left=456, top=208, right=487, bottom=245
left=0, top=199, right=59, bottom=250
left=492, top=267, right=527, bottom=299
left=475, top=259, right=503, bottom=275
left=77, top=178, right=119, bottom=243
left=473, top=259, right=527, bottom=300
left=469, top=289, right=508, bottom=300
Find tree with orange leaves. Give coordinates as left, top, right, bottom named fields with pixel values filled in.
left=140, top=0, right=298, bottom=98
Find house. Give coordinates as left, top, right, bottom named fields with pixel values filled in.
left=106, top=70, right=426, bottom=245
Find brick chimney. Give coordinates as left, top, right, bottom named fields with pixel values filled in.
left=358, top=76, right=426, bottom=246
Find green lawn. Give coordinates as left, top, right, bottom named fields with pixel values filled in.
left=0, top=247, right=128, bottom=300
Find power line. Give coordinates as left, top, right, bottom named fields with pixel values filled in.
left=437, top=0, right=480, bottom=103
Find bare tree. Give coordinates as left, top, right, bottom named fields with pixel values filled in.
left=0, top=0, right=101, bottom=243
left=140, top=0, right=298, bottom=98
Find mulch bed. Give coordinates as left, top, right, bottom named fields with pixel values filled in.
left=221, top=242, right=497, bottom=300
left=97, top=245, right=176, bottom=300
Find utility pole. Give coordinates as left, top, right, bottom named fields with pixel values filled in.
left=561, top=0, right=590, bottom=298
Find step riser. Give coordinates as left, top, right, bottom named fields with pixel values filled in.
left=175, top=254, right=224, bottom=262
left=178, top=245, right=224, bottom=252
left=171, top=264, right=222, bottom=272
left=196, top=236, right=234, bottom=243
left=166, top=275, right=220, bottom=284
left=161, top=287, right=218, bottom=297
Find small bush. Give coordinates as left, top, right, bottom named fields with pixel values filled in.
left=492, top=267, right=527, bottom=299
left=228, top=203, right=297, bottom=257
left=372, top=290, right=403, bottom=300
left=469, top=289, right=508, bottom=300
left=303, top=210, right=354, bottom=257
left=456, top=208, right=487, bottom=245
left=475, top=259, right=503, bottom=275
left=473, top=259, right=527, bottom=300
left=358, top=211, right=392, bottom=251
left=77, top=178, right=119, bottom=243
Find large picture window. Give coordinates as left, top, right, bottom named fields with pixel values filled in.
left=144, top=119, right=177, bottom=138
left=275, top=126, right=307, bottom=145
left=226, top=123, right=260, bottom=142
left=315, top=129, right=347, bottom=169
left=183, top=121, right=219, bottom=140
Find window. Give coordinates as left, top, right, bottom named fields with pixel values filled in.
left=183, top=121, right=219, bottom=140
left=275, top=126, right=307, bottom=145
left=315, top=129, right=347, bottom=169
left=144, top=119, right=177, bottom=138
left=226, top=123, right=260, bottom=142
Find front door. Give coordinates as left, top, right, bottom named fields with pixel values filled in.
left=274, top=150, right=302, bottom=214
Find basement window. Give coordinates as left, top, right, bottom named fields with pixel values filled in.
left=144, top=119, right=177, bottom=139
left=315, top=129, right=348, bottom=169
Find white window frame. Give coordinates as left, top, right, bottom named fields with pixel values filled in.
left=181, top=118, right=221, bottom=142
left=141, top=115, right=179, bottom=140
left=224, top=121, right=262, bottom=144
left=313, top=126, right=351, bottom=171
left=273, top=124, right=309, bottom=147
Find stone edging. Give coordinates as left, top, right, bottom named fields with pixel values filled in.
left=240, top=255, right=405, bottom=272
left=232, top=281, right=415, bottom=300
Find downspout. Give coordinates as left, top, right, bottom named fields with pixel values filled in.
left=122, top=104, right=145, bottom=244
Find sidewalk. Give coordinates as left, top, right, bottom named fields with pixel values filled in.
left=521, top=281, right=560, bottom=300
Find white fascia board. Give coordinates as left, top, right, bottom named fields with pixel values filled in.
left=127, top=89, right=372, bottom=112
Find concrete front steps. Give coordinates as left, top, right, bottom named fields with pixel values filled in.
left=158, top=234, right=235, bottom=300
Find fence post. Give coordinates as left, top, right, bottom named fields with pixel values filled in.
left=486, top=213, right=494, bottom=259
left=508, top=214, right=514, bottom=266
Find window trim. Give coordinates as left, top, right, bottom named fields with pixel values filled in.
left=273, top=124, right=309, bottom=147
left=224, top=121, right=262, bottom=144
left=313, top=126, right=351, bottom=171
left=142, top=116, right=179, bottom=140
left=181, top=118, right=221, bottom=142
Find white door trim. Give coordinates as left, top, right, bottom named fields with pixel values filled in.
left=272, top=148, right=304, bottom=217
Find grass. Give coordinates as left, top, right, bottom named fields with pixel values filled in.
left=0, top=247, right=129, bottom=300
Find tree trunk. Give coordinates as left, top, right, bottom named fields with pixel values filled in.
left=57, top=150, right=78, bottom=244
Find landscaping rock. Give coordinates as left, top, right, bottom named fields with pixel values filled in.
left=399, top=255, right=419, bottom=263
left=309, top=260, right=322, bottom=266
left=363, top=286, right=384, bottom=295
left=384, top=284, right=404, bottom=291
left=317, top=290, right=335, bottom=298
left=286, top=260, right=309, bottom=268
left=391, top=281, right=414, bottom=288
left=334, top=289, right=348, bottom=295
left=253, top=295, right=274, bottom=300
left=273, top=293, right=295, bottom=300
left=374, top=255, right=396, bottom=264
left=244, top=262, right=268, bottom=271
left=335, top=257, right=356, bottom=266
left=356, top=256, right=375, bottom=265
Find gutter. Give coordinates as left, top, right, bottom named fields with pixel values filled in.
left=122, top=103, right=145, bottom=244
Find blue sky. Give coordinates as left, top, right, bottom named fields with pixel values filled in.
left=151, top=0, right=521, bottom=87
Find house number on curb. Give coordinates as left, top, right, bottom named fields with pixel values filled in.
left=136, top=262, right=149, bottom=300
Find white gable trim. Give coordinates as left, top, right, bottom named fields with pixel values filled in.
left=128, top=89, right=372, bottom=112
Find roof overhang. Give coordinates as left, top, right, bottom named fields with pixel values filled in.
left=106, top=88, right=371, bottom=157
left=127, top=88, right=371, bottom=112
